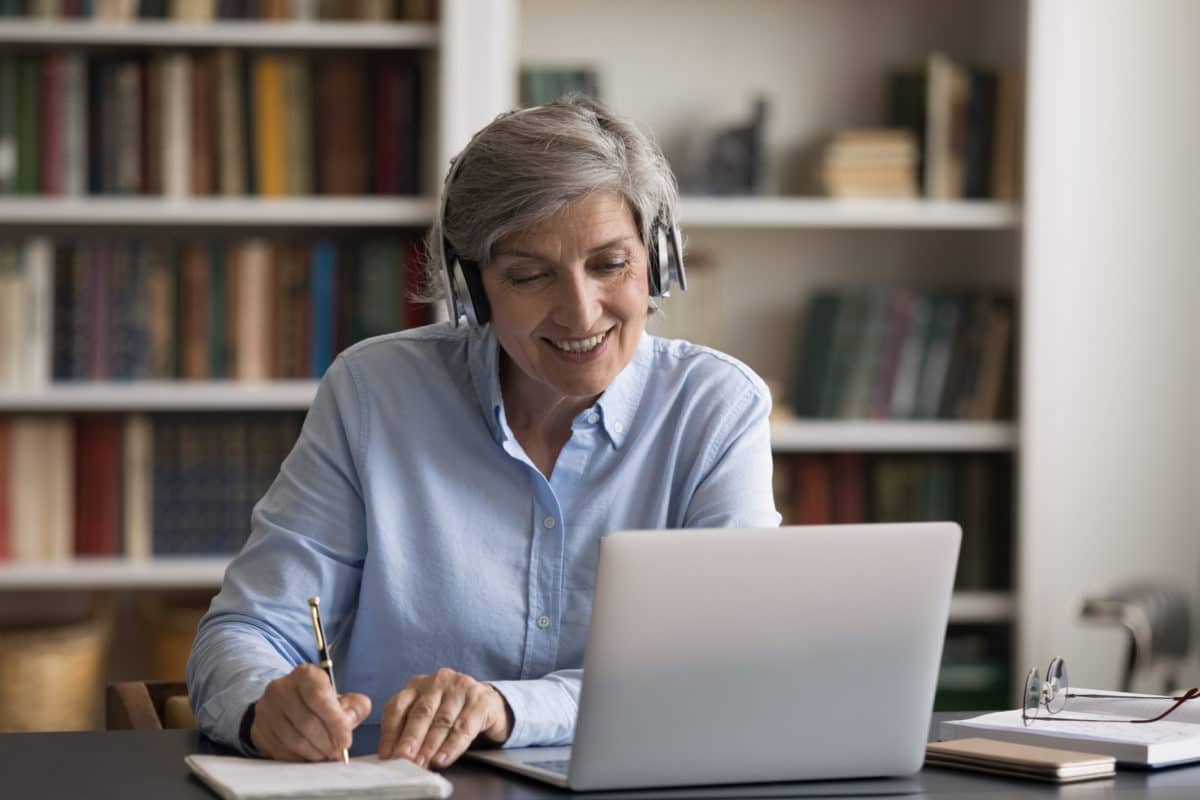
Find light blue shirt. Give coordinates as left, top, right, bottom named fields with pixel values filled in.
left=187, top=322, right=780, bottom=753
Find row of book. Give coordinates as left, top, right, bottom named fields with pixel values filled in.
left=0, top=0, right=437, bottom=20
left=773, top=453, right=1012, bottom=591
left=0, top=49, right=422, bottom=196
left=0, top=412, right=303, bottom=560
left=790, top=287, right=1015, bottom=420
left=936, top=624, right=1011, bottom=711
left=888, top=53, right=1023, bottom=201
left=0, top=235, right=429, bottom=386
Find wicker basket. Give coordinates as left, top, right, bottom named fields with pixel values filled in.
left=0, top=615, right=111, bottom=732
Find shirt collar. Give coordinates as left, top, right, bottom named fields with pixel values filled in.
left=467, top=324, right=653, bottom=449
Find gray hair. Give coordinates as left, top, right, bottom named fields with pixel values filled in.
left=417, top=95, right=680, bottom=303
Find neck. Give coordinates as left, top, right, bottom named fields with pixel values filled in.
left=499, top=352, right=597, bottom=438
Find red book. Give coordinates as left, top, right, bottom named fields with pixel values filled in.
left=0, top=418, right=10, bottom=561
left=792, top=455, right=833, bottom=525
left=830, top=453, right=866, bottom=524
left=404, top=239, right=430, bottom=328
left=41, top=50, right=62, bottom=195
left=374, top=60, right=399, bottom=194
left=74, top=415, right=123, bottom=556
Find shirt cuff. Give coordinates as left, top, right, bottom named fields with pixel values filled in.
left=487, top=678, right=578, bottom=748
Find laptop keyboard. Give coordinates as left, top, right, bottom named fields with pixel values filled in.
left=527, top=759, right=570, bottom=776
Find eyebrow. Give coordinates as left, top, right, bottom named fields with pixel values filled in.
left=493, top=235, right=637, bottom=262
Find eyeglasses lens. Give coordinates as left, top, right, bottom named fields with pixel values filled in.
left=1023, top=668, right=1042, bottom=726
left=1046, top=658, right=1068, bottom=714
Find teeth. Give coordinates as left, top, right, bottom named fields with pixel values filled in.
left=552, top=332, right=607, bottom=353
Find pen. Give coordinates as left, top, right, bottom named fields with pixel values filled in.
left=308, top=596, right=350, bottom=764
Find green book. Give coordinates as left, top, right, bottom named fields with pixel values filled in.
left=16, top=55, right=40, bottom=195
left=791, top=290, right=840, bottom=418
left=0, top=57, right=16, bottom=193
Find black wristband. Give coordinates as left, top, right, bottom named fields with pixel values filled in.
left=238, top=701, right=261, bottom=757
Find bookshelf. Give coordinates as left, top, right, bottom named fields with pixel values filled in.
left=0, top=197, right=436, bottom=227
left=678, top=197, right=1020, bottom=230
left=0, top=20, right=440, bottom=49
left=2, top=0, right=1196, bottom=717
left=519, top=0, right=1027, bottom=710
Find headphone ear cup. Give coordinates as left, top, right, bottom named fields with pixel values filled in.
left=648, top=225, right=668, bottom=297
left=456, top=259, right=492, bottom=326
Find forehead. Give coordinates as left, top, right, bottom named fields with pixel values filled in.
left=501, top=192, right=639, bottom=250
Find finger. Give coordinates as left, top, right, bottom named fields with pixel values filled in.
left=395, top=690, right=444, bottom=764
left=295, top=667, right=354, bottom=757
left=379, top=687, right=418, bottom=759
left=338, top=693, right=372, bottom=728
left=257, top=699, right=331, bottom=763
left=432, top=691, right=490, bottom=768
left=417, top=691, right=468, bottom=769
left=276, top=706, right=337, bottom=762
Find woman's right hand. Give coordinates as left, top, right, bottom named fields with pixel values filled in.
left=250, top=664, right=372, bottom=762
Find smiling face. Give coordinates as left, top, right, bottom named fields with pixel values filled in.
left=482, top=191, right=650, bottom=419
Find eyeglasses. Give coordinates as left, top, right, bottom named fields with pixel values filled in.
left=1023, top=657, right=1200, bottom=727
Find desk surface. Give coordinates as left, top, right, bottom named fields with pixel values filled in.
left=3, top=714, right=1199, bottom=799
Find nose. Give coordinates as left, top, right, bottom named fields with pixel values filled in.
left=551, top=268, right=603, bottom=332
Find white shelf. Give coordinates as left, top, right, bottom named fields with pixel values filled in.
left=0, top=197, right=436, bottom=227
left=0, top=557, right=230, bottom=589
left=949, top=591, right=1015, bottom=624
left=679, top=197, right=1020, bottom=230
left=0, top=558, right=1016, bottom=619
left=770, top=419, right=1017, bottom=452
left=0, top=20, right=438, bottom=49
left=0, top=381, right=319, bottom=412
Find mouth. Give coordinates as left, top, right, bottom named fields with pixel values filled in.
left=543, top=327, right=613, bottom=360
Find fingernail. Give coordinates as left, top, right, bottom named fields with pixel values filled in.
left=400, top=743, right=414, bottom=758
left=437, top=753, right=449, bottom=766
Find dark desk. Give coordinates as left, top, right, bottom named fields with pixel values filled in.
left=3, top=714, right=1200, bottom=799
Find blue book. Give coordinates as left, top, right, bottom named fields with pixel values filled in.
left=310, top=239, right=336, bottom=378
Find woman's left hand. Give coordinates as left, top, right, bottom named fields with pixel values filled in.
left=378, top=668, right=513, bottom=768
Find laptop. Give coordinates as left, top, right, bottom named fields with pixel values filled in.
left=468, top=523, right=960, bottom=792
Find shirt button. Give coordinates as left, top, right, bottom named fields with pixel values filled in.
left=537, top=615, right=551, bottom=629
left=543, top=516, right=556, bottom=529
left=613, top=421, right=624, bottom=433
left=587, top=412, right=599, bottom=424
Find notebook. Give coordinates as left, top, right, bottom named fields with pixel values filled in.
left=939, top=688, right=1200, bottom=768
left=184, top=754, right=453, bottom=800
left=925, top=738, right=1116, bottom=783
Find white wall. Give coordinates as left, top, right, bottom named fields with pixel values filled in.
left=1020, top=0, right=1200, bottom=689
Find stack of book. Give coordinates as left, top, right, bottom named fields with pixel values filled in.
left=0, top=50, right=423, bottom=196
left=889, top=52, right=1023, bottom=200
left=0, top=235, right=429, bottom=387
left=772, top=452, right=1012, bottom=591
left=790, top=287, right=1015, bottom=421
left=0, top=412, right=303, bottom=561
left=820, top=129, right=918, bottom=199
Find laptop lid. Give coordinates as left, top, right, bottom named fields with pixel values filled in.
left=567, top=523, right=961, bottom=790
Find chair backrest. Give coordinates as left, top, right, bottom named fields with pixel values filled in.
left=106, top=680, right=195, bottom=730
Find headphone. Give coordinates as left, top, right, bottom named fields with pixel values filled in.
left=439, top=107, right=687, bottom=328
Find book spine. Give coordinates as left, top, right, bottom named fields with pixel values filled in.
left=0, top=417, right=10, bottom=561
left=310, top=239, right=335, bottom=377
left=123, top=413, right=153, bottom=560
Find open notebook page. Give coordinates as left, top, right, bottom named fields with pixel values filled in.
left=185, top=754, right=454, bottom=800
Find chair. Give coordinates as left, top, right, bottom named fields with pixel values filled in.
left=1078, top=582, right=1193, bottom=694
left=106, top=680, right=195, bottom=731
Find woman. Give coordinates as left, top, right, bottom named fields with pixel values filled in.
left=187, top=96, right=780, bottom=769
